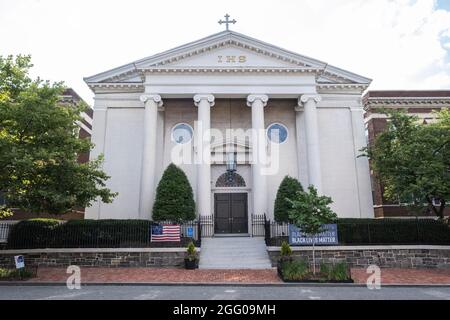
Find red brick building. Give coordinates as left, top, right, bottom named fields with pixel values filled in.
left=363, top=90, right=450, bottom=218
left=60, top=88, right=93, bottom=164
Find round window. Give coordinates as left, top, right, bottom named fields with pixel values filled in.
left=172, top=123, right=193, bottom=144
left=267, top=123, right=288, bottom=144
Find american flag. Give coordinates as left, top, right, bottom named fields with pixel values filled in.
left=151, top=224, right=181, bottom=242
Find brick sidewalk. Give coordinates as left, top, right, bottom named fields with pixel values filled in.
left=30, top=267, right=282, bottom=284
left=21, top=267, right=450, bottom=285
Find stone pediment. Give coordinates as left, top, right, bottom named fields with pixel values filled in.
left=84, top=30, right=371, bottom=88
left=161, top=45, right=301, bottom=69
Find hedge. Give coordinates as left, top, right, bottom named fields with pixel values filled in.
left=337, top=218, right=450, bottom=245
left=6, top=219, right=196, bottom=249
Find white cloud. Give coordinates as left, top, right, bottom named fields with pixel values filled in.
left=0, top=0, right=449, bottom=104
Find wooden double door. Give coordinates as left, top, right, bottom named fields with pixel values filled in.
left=214, top=193, right=248, bottom=234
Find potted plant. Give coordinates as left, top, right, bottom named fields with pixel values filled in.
left=277, top=241, right=292, bottom=276
left=184, top=241, right=199, bottom=269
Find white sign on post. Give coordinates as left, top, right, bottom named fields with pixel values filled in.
left=14, top=255, right=25, bottom=269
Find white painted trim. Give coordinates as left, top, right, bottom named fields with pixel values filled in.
left=267, top=245, right=450, bottom=252
left=364, top=112, right=438, bottom=123
left=81, top=112, right=93, bottom=124
left=76, top=120, right=92, bottom=135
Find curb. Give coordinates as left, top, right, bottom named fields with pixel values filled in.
left=1, top=281, right=450, bottom=288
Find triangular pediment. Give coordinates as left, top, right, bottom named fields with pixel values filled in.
left=151, top=44, right=301, bottom=69
left=84, top=30, right=371, bottom=86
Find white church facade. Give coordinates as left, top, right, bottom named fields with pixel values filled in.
left=84, top=29, right=374, bottom=234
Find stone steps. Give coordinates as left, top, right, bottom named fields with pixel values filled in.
left=199, top=237, right=273, bottom=269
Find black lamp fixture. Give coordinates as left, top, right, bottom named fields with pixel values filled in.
left=226, top=152, right=237, bottom=183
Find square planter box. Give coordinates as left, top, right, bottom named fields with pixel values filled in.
left=184, top=258, right=199, bottom=270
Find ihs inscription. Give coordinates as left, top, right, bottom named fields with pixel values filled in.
left=218, top=55, right=247, bottom=63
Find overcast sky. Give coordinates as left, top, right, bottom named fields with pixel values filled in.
left=1, top=0, right=450, bottom=105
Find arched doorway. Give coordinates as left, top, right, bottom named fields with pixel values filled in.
left=214, top=173, right=248, bottom=234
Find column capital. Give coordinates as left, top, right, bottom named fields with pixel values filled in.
left=194, top=94, right=215, bottom=107
left=140, top=94, right=163, bottom=107
left=298, top=94, right=322, bottom=106
left=247, top=94, right=269, bottom=107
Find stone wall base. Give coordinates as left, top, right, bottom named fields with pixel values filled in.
left=0, top=249, right=192, bottom=268
left=267, top=246, right=450, bottom=269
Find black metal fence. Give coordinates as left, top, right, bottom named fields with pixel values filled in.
left=199, top=215, right=214, bottom=237
left=251, top=214, right=266, bottom=236
left=264, top=218, right=450, bottom=246
left=4, top=219, right=203, bottom=250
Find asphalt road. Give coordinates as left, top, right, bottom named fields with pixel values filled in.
left=0, top=285, right=450, bottom=300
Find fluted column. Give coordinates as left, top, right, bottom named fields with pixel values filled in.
left=247, top=94, right=269, bottom=216
left=194, top=94, right=215, bottom=217
left=139, top=94, right=163, bottom=219
left=299, top=94, right=322, bottom=193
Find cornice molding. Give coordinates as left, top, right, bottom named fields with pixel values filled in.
left=87, top=82, right=144, bottom=93
left=317, top=83, right=369, bottom=90
left=365, top=97, right=450, bottom=105
left=142, top=67, right=320, bottom=74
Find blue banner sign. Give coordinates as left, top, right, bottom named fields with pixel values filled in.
left=288, top=224, right=338, bottom=246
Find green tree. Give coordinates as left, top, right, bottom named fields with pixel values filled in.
left=287, top=186, right=337, bottom=274
left=274, top=176, right=303, bottom=222
left=361, top=109, right=450, bottom=220
left=0, top=55, right=116, bottom=218
left=152, top=163, right=196, bottom=222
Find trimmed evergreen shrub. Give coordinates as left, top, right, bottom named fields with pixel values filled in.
left=152, top=163, right=196, bottom=222
left=274, top=176, right=303, bottom=222
left=7, top=218, right=62, bottom=249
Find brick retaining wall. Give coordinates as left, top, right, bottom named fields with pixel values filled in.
left=267, top=245, right=450, bottom=269
left=0, top=248, right=197, bottom=268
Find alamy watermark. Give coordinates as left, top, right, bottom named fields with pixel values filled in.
left=366, top=264, right=381, bottom=290
left=66, top=265, right=81, bottom=290
left=171, top=121, right=282, bottom=176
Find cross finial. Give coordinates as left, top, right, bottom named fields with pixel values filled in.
left=218, top=14, right=236, bottom=31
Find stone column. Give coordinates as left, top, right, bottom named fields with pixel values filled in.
left=247, top=94, right=269, bottom=216
left=299, top=94, right=322, bottom=193
left=139, top=94, right=163, bottom=219
left=294, top=105, right=306, bottom=185
left=350, top=107, right=375, bottom=218
left=194, top=94, right=215, bottom=217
